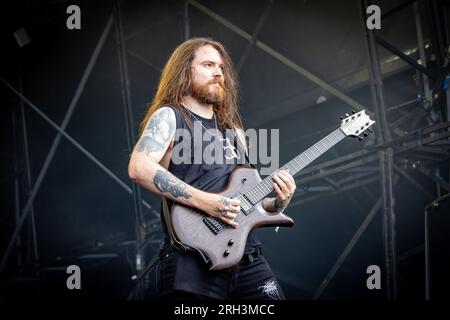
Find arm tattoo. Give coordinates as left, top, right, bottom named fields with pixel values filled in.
left=136, top=107, right=175, bottom=157
left=153, top=170, right=191, bottom=200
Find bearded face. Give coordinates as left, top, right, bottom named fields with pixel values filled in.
left=190, top=78, right=225, bottom=107
left=188, top=45, right=227, bottom=107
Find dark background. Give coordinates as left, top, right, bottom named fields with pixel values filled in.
left=1, top=0, right=449, bottom=300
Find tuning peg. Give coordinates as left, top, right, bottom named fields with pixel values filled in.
left=358, top=136, right=363, bottom=141
left=340, top=115, right=344, bottom=120
left=364, top=132, right=368, bottom=137
left=367, top=128, right=373, bottom=133
left=345, top=113, right=350, bottom=117
left=352, top=110, right=356, bottom=114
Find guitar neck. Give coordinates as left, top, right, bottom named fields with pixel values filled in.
left=242, top=128, right=346, bottom=205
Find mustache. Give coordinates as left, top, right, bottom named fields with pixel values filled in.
left=208, top=79, right=225, bottom=87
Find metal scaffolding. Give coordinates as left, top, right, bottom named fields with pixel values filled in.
left=297, top=0, right=450, bottom=299
left=363, top=0, right=397, bottom=299
left=0, top=2, right=160, bottom=300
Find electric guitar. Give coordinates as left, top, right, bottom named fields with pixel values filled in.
left=170, top=110, right=376, bottom=270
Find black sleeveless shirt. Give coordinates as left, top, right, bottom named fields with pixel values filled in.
left=161, top=104, right=261, bottom=254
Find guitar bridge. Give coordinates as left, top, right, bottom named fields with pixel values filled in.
left=203, top=216, right=226, bottom=235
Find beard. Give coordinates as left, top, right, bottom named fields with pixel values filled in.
left=190, top=79, right=225, bottom=107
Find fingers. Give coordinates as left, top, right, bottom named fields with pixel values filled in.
left=273, top=183, right=286, bottom=200
left=278, top=170, right=296, bottom=186
left=273, top=170, right=296, bottom=196
left=227, top=201, right=241, bottom=214
left=217, top=212, right=238, bottom=227
left=221, top=197, right=240, bottom=213
left=215, top=196, right=240, bottom=227
left=229, top=198, right=240, bottom=207
left=218, top=214, right=238, bottom=227
left=219, top=211, right=237, bottom=220
left=273, top=174, right=289, bottom=197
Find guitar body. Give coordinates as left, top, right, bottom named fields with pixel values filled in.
left=171, top=166, right=294, bottom=270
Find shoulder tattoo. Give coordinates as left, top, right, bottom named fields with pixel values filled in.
left=136, top=107, right=176, bottom=157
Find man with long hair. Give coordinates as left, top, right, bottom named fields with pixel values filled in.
left=128, top=37, right=296, bottom=300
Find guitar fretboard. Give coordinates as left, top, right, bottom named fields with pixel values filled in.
left=242, top=128, right=346, bottom=205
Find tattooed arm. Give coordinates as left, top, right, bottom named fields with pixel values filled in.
left=128, top=107, right=196, bottom=206
left=128, top=106, right=240, bottom=227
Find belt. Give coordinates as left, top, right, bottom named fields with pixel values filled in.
left=242, top=247, right=263, bottom=264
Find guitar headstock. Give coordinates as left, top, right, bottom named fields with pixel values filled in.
left=340, top=110, right=376, bottom=140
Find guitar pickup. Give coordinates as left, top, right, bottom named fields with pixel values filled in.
left=203, top=216, right=225, bottom=235
left=238, top=194, right=253, bottom=215
left=241, top=206, right=254, bottom=215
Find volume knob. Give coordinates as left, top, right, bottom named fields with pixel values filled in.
left=228, top=239, right=234, bottom=246
left=224, top=250, right=230, bottom=257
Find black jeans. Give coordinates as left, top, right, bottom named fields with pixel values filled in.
left=156, top=246, right=285, bottom=300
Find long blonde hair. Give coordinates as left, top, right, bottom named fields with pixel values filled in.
left=139, top=37, right=242, bottom=135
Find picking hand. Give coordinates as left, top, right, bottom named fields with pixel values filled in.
left=202, top=194, right=240, bottom=227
